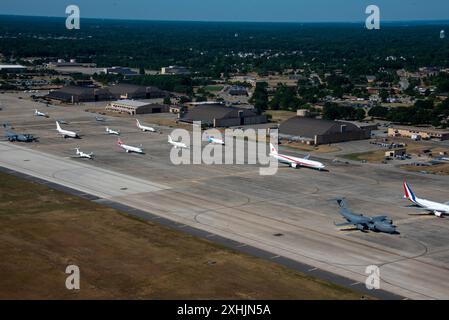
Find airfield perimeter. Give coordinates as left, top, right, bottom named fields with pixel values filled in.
left=2, top=93, right=449, bottom=299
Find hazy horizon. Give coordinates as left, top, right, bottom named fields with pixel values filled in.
left=1, top=0, right=449, bottom=23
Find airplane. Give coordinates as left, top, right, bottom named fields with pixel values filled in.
left=95, top=116, right=106, bottom=122
left=4, top=130, right=37, bottom=142
left=74, top=148, right=94, bottom=159
left=168, top=135, right=189, bottom=149
left=34, top=109, right=49, bottom=118
left=117, top=138, right=144, bottom=154
left=403, top=181, right=449, bottom=217
left=207, top=135, right=225, bottom=145
left=333, top=198, right=397, bottom=234
left=136, top=119, right=156, bottom=132
left=269, top=143, right=326, bottom=170
left=106, top=127, right=120, bottom=135
left=56, top=121, right=80, bottom=139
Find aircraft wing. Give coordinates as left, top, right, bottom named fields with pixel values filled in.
left=371, top=215, right=388, bottom=221
left=304, top=154, right=311, bottom=160
left=334, top=221, right=354, bottom=227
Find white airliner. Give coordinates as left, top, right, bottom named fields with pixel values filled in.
left=117, top=139, right=144, bottom=154
left=56, top=121, right=79, bottom=139
left=136, top=119, right=156, bottom=132
left=75, top=148, right=94, bottom=159
left=269, top=143, right=326, bottom=170
left=106, top=127, right=120, bottom=135
left=403, top=181, right=449, bottom=217
left=207, top=135, right=225, bottom=145
left=168, top=136, right=189, bottom=149
left=35, top=109, right=48, bottom=118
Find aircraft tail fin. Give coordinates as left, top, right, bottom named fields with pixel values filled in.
left=117, top=138, right=123, bottom=146
left=56, top=121, right=61, bottom=131
left=332, top=197, right=348, bottom=208
left=269, top=143, right=278, bottom=155
left=136, top=119, right=140, bottom=127
left=403, top=181, right=417, bottom=203
left=168, top=135, right=173, bottom=143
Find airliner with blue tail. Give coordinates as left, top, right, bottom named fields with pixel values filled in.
left=403, top=181, right=449, bottom=217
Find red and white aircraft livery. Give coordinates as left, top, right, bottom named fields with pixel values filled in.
left=270, top=143, right=325, bottom=170
left=117, top=139, right=144, bottom=154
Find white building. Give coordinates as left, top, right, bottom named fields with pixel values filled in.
left=0, top=64, right=27, bottom=73
left=161, top=66, right=190, bottom=75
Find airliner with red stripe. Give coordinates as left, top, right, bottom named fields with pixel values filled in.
left=403, top=181, right=449, bottom=217
left=117, top=139, right=145, bottom=154
left=270, top=143, right=325, bottom=170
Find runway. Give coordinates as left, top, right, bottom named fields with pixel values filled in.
left=2, top=93, right=449, bottom=299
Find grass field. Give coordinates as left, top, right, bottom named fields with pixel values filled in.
left=0, top=172, right=366, bottom=300
left=203, top=85, right=224, bottom=92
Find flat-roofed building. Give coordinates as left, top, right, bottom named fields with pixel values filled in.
left=161, top=65, right=190, bottom=75
left=0, top=64, right=27, bottom=73
left=388, top=126, right=449, bottom=141
left=108, top=84, right=168, bottom=100
left=106, top=99, right=169, bottom=115
left=46, top=84, right=168, bottom=103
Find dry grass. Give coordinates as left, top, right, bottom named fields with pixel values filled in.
left=402, top=163, right=449, bottom=175
left=0, top=172, right=366, bottom=300
left=265, top=110, right=297, bottom=123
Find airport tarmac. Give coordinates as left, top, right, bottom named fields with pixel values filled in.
left=2, top=93, right=449, bottom=299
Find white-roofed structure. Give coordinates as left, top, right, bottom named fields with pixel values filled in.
left=106, top=99, right=169, bottom=115
left=0, top=64, right=27, bottom=73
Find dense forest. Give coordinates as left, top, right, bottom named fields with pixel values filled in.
left=1, top=15, right=449, bottom=77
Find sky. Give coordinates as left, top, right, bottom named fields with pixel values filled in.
left=1, top=0, right=449, bottom=23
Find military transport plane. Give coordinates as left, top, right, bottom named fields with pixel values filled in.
left=34, top=109, right=49, bottom=118
left=4, top=130, right=37, bottom=142
left=74, top=148, right=94, bottom=159
left=136, top=119, right=156, bottom=132
left=403, top=181, right=449, bottom=217
left=56, top=121, right=80, bottom=139
left=117, top=139, right=144, bottom=154
left=269, top=143, right=325, bottom=170
left=333, top=198, right=397, bottom=234
left=168, top=136, right=189, bottom=149
left=106, top=127, right=120, bottom=135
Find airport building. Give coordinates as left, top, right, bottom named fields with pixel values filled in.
left=161, top=65, right=190, bottom=75
left=279, top=116, right=372, bottom=145
left=46, top=84, right=168, bottom=103
left=388, top=126, right=449, bottom=141
left=179, top=103, right=267, bottom=127
left=106, top=99, right=169, bottom=115
left=107, top=84, right=168, bottom=100
left=0, top=64, right=27, bottom=73
left=227, top=85, right=249, bottom=96
left=103, top=67, right=138, bottom=78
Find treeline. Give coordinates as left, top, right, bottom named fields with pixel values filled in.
left=369, top=99, right=449, bottom=127
left=2, top=16, right=449, bottom=77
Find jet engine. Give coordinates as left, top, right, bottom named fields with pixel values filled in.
left=434, top=211, right=443, bottom=217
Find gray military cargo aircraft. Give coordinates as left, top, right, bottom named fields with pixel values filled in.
left=333, top=198, right=397, bottom=234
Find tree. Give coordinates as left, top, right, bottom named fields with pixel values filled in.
left=249, top=82, right=268, bottom=115
left=368, top=106, right=389, bottom=118
left=163, top=96, right=171, bottom=105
